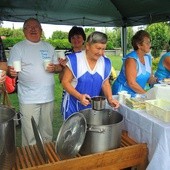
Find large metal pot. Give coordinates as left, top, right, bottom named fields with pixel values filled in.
left=0, top=106, right=16, bottom=170
left=79, top=108, right=123, bottom=155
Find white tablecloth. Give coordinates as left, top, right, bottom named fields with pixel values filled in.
left=117, top=104, right=170, bottom=170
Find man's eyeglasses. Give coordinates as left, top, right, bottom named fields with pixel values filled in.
left=24, top=25, right=41, bottom=30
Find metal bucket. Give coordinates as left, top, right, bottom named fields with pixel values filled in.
left=0, top=106, right=16, bottom=170
left=79, top=108, right=123, bottom=155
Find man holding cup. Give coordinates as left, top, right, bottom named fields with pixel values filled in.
left=7, top=18, right=63, bottom=146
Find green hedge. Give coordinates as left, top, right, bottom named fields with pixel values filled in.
left=2, top=37, right=116, bottom=50
left=2, top=37, right=72, bottom=50
left=47, top=39, right=71, bottom=49
left=152, top=57, right=160, bottom=71
left=2, top=37, right=24, bottom=49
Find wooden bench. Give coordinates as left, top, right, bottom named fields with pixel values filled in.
left=12, top=131, right=148, bottom=170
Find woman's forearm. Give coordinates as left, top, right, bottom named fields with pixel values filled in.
left=62, top=82, right=81, bottom=100
left=128, top=81, right=146, bottom=94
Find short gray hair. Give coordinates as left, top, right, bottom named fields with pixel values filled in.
left=23, top=18, right=41, bottom=29
left=87, top=31, right=108, bottom=44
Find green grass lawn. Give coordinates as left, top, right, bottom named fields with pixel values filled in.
left=107, top=54, right=123, bottom=70
left=8, top=55, right=122, bottom=146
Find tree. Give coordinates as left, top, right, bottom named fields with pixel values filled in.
left=103, top=28, right=117, bottom=50
left=51, top=31, right=68, bottom=40
left=106, top=27, right=133, bottom=51
left=11, top=29, right=24, bottom=38
left=102, top=27, right=121, bottom=50
left=84, top=28, right=95, bottom=37
left=146, top=22, right=170, bottom=58
left=0, top=27, right=47, bottom=48
left=126, top=27, right=134, bottom=50
left=0, top=27, right=13, bottom=37
left=0, top=27, right=46, bottom=39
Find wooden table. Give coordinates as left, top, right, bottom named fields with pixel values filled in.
left=12, top=131, right=148, bottom=170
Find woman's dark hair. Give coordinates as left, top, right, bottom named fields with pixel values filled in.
left=68, top=26, right=86, bottom=43
left=131, top=30, right=150, bottom=50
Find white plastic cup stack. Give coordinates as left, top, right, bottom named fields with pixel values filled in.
left=13, top=60, right=21, bottom=72
left=123, top=93, right=131, bottom=104
left=118, top=91, right=128, bottom=103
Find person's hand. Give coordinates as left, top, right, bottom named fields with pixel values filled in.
left=148, top=75, right=158, bottom=85
left=0, top=70, right=6, bottom=84
left=79, top=94, right=91, bottom=106
left=58, top=58, right=68, bottom=67
left=8, top=66, right=18, bottom=78
left=46, top=63, right=56, bottom=73
left=107, top=98, right=120, bottom=109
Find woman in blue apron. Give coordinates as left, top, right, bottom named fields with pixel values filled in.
left=155, top=50, right=170, bottom=81
left=61, top=31, right=119, bottom=120
left=112, top=30, right=157, bottom=97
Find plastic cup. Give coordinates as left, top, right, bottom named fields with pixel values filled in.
left=120, top=90, right=128, bottom=94
left=13, top=61, right=21, bottom=72
left=44, top=59, right=51, bottom=70
left=123, top=93, right=131, bottom=99
left=58, top=51, right=66, bottom=59
left=0, top=70, right=3, bottom=77
left=118, top=91, right=128, bottom=103
left=123, top=93, right=131, bottom=104
left=118, top=92, right=124, bottom=103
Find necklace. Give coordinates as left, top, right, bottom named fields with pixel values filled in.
left=139, top=56, right=145, bottom=64
left=137, top=51, right=145, bottom=64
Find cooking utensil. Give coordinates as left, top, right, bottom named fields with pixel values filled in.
left=31, top=116, right=48, bottom=163
left=0, top=106, right=16, bottom=170
left=55, top=113, right=87, bottom=160
left=86, top=96, right=106, bottom=110
left=55, top=108, right=123, bottom=159
left=79, top=108, right=123, bottom=155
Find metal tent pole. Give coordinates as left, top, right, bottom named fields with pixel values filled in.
left=121, top=26, right=127, bottom=57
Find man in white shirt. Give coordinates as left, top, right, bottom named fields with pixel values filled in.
left=7, top=18, right=62, bottom=146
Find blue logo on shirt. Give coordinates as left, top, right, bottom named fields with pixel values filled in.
left=40, top=50, right=50, bottom=60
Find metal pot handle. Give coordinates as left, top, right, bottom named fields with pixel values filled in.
left=13, top=112, right=23, bottom=121
left=85, top=97, right=91, bottom=102
left=88, top=126, right=105, bottom=133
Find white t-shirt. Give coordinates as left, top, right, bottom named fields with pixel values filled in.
left=8, top=40, right=58, bottom=104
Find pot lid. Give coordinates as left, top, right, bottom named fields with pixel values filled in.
left=55, top=112, right=87, bottom=160
left=31, top=116, right=48, bottom=163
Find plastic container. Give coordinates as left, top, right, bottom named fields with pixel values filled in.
left=125, top=98, right=146, bottom=110
left=145, top=99, right=170, bottom=122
